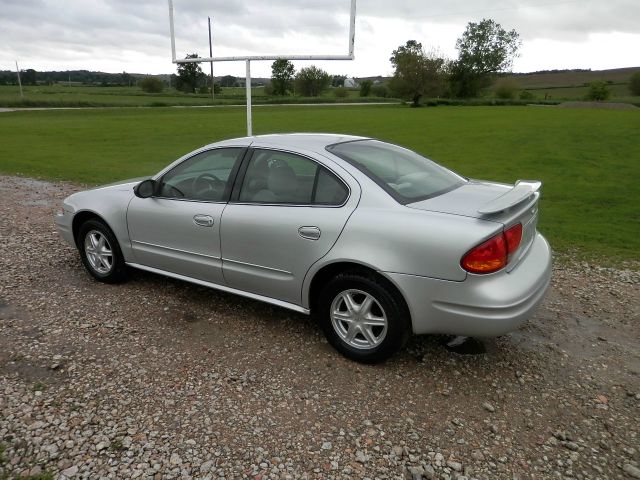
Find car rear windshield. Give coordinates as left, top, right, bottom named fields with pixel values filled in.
left=326, top=140, right=465, bottom=203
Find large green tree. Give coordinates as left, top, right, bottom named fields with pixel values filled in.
left=451, top=19, right=521, bottom=98
left=22, top=69, right=37, bottom=85
left=389, top=40, right=448, bottom=107
left=295, top=66, right=330, bottom=96
left=331, top=75, right=347, bottom=87
left=271, top=59, right=295, bottom=95
left=176, top=54, right=204, bottom=93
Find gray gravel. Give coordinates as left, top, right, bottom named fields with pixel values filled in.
left=1, top=175, right=639, bottom=480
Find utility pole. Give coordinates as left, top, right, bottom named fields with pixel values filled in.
left=15, top=61, right=24, bottom=98
left=208, top=16, right=214, bottom=101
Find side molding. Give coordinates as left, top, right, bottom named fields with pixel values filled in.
left=126, top=262, right=310, bottom=315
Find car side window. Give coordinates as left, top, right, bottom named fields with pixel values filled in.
left=158, top=148, right=242, bottom=201
left=314, top=167, right=349, bottom=205
left=237, top=149, right=348, bottom=205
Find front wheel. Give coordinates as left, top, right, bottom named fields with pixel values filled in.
left=317, top=272, right=410, bottom=363
left=77, top=219, right=128, bottom=283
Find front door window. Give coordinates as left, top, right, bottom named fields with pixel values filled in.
left=158, top=148, right=243, bottom=202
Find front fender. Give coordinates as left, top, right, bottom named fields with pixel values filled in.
left=64, top=184, right=137, bottom=261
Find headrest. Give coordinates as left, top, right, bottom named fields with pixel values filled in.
left=267, top=165, right=297, bottom=196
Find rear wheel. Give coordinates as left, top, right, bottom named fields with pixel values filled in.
left=318, top=272, right=410, bottom=363
left=77, top=219, right=128, bottom=283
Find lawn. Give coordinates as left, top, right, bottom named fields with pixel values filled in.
left=0, top=84, right=386, bottom=108
left=0, top=105, right=638, bottom=262
left=522, top=83, right=636, bottom=101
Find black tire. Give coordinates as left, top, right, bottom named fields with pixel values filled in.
left=317, top=271, right=410, bottom=363
left=77, top=219, right=128, bottom=284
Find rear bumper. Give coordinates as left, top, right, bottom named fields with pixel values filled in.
left=54, top=211, right=75, bottom=247
left=386, top=233, right=552, bottom=337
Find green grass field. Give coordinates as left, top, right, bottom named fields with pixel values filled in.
left=504, top=66, right=640, bottom=104
left=0, top=84, right=387, bottom=108
left=3, top=70, right=640, bottom=108
left=0, top=105, right=638, bottom=263
left=521, top=83, right=636, bottom=102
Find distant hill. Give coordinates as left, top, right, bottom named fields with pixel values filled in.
left=0, top=69, right=270, bottom=87
left=505, top=67, right=640, bottom=89
left=0, top=69, right=170, bottom=86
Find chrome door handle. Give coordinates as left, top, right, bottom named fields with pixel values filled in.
left=298, top=226, right=321, bottom=240
left=193, top=214, right=214, bottom=227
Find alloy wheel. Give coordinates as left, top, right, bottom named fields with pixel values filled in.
left=84, top=230, right=113, bottom=274
left=330, top=289, right=388, bottom=350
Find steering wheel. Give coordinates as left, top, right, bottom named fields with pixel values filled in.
left=163, top=184, right=184, bottom=198
left=192, top=173, right=225, bottom=198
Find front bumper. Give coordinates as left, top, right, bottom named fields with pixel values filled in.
left=54, top=211, right=75, bottom=247
left=386, top=233, right=552, bottom=337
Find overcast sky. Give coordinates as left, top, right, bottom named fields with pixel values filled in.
left=1, top=0, right=639, bottom=78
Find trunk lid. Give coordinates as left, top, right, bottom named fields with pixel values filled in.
left=407, top=179, right=542, bottom=270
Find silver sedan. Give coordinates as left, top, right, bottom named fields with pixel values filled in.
left=55, top=134, right=552, bottom=363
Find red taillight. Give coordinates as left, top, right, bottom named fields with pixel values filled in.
left=504, top=223, right=523, bottom=256
left=461, top=223, right=522, bottom=274
left=461, top=233, right=507, bottom=274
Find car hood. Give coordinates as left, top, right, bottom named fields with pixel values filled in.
left=406, top=180, right=511, bottom=219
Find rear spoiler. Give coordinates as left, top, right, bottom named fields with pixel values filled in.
left=478, top=180, right=541, bottom=215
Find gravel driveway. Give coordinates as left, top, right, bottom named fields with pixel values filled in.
left=1, top=175, right=638, bottom=480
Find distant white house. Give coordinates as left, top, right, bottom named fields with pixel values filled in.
left=344, top=77, right=358, bottom=88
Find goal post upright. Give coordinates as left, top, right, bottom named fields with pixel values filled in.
left=245, top=59, right=252, bottom=136
left=167, top=0, right=356, bottom=136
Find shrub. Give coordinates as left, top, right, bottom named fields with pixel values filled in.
left=629, top=72, right=640, bottom=96
left=198, top=85, right=209, bottom=95
left=585, top=81, right=610, bottom=101
left=139, top=77, right=164, bottom=93
left=295, top=66, right=330, bottom=96
left=334, top=87, right=348, bottom=98
left=359, top=80, right=373, bottom=97
left=519, top=90, right=535, bottom=100
left=494, top=79, right=519, bottom=99
left=371, top=84, right=389, bottom=97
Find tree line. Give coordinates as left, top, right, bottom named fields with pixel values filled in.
left=168, top=18, right=522, bottom=101
left=0, top=69, right=144, bottom=86
left=261, top=19, right=523, bottom=105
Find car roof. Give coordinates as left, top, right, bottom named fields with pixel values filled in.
left=210, top=133, right=369, bottom=151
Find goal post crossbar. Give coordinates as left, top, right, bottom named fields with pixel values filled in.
left=167, top=0, right=357, bottom=135
left=168, top=0, right=356, bottom=64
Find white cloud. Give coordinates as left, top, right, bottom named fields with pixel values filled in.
left=0, top=0, right=638, bottom=77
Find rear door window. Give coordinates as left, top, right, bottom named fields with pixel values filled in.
left=237, top=149, right=348, bottom=206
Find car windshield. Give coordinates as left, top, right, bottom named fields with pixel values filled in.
left=327, top=140, right=465, bottom=203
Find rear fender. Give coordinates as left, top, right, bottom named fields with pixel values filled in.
left=301, top=206, right=501, bottom=309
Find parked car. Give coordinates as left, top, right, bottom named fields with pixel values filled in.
left=55, top=134, right=552, bottom=363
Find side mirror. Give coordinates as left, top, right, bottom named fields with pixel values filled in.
left=134, top=179, right=156, bottom=198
